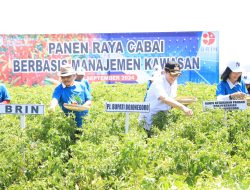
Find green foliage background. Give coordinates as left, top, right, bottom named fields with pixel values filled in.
left=0, top=83, right=249, bottom=189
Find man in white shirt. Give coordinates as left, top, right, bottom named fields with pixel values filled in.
left=139, top=61, right=193, bottom=134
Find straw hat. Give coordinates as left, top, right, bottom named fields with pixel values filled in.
left=59, top=65, right=76, bottom=77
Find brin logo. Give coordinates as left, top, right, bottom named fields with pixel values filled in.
left=0, top=36, right=3, bottom=46
left=236, top=62, right=240, bottom=67
left=202, top=32, right=216, bottom=45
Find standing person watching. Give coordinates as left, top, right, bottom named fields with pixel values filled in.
left=49, top=65, right=92, bottom=128
left=242, top=72, right=250, bottom=94
left=75, top=67, right=91, bottom=94
left=0, top=83, right=10, bottom=104
left=147, top=65, right=163, bottom=90
left=144, top=65, right=163, bottom=101
left=139, top=61, right=193, bottom=134
left=216, top=61, right=248, bottom=100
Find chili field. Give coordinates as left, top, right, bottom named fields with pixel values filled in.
left=0, top=83, right=249, bottom=189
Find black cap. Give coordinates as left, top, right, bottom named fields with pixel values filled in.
left=164, top=61, right=181, bottom=76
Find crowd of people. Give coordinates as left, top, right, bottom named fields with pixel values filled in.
left=1, top=60, right=250, bottom=139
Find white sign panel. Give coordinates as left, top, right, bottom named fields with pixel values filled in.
left=0, top=104, right=45, bottom=115
left=203, top=100, right=247, bottom=111
left=106, top=102, right=150, bottom=113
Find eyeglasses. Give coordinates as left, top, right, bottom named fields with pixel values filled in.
left=169, top=73, right=181, bottom=78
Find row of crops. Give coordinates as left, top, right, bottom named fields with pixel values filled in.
left=0, top=82, right=249, bottom=189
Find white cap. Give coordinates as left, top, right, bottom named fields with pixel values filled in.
left=76, top=67, right=85, bottom=75
left=242, top=72, right=250, bottom=84
left=153, top=65, right=161, bottom=72
left=227, top=61, right=243, bottom=72
left=150, top=65, right=162, bottom=80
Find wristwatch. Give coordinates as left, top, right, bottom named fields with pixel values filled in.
left=229, top=95, right=232, bottom=100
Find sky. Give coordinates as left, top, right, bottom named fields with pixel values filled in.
left=1, top=0, right=249, bottom=73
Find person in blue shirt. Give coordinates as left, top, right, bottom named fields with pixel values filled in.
left=0, top=83, right=11, bottom=104
left=216, top=60, right=248, bottom=100
left=75, top=67, right=91, bottom=94
left=242, top=72, right=250, bottom=94
left=49, top=65, right=92, bottom=128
